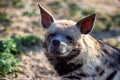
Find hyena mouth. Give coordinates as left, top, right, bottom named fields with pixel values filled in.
left=49, top=46, right=71, bottom=57
left=50, top=49, right=61, bottom=56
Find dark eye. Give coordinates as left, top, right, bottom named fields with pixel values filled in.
left=47, top=33, right=56, bottom=40
left=49, top=33, right=56, bottom=37
left=66, top=35, right=73, bottom=41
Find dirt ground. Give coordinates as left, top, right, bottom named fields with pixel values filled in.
left=0, top=0, right=120, bottom=80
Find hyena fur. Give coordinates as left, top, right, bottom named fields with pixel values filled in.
left=38, top=4, right=120, bottom=80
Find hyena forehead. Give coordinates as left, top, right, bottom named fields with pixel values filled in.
left=50, top=20, right=76, bottom=29
left=47, top=20, right=80, bottom=34
left=47, top=20, right=81, bottom=39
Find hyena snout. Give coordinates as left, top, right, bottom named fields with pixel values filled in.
left=52, top=39, right=60, bottom=47
left=51, top=38, right=67, bottom=53
left=48, top=36, right=71, bottom=57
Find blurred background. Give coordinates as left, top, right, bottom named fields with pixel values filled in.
left=0, top=0, right=120, bottom=80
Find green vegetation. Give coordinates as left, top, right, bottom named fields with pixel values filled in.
left=63, top=3, right=119, bottom=32
left=0, top=35, right=41, bottom=76
left=0, top=13, right=11, bottom=30
left=22, top=9, right=38, bottom=16
left=107, top=38, right=120, bottom=48
left=0, top=52, right=19, bottom=76
left=94, top=20, right=106, bottom=32
left=0, top=37, right=23, bottom=54
left=32, top=21, right=41, bottom=27
left=20, top=35, right=41, bottom=47
left=98, top=13, right=112, bottom=31
left=48, top=1, right=63, bottom=9
left=0, top=37, right=21, bottom=76
left=116, top=42, right=120, bottom=48
left=69, top=3, right=80, bottom=17
left=68, top=3, right=95, bottom=18
left=112, top=13, right=120, bottom=27
left=12, top=0, right=25, bottom=8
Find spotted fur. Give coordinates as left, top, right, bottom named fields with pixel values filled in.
left=38, top=4, right=120, bottom=80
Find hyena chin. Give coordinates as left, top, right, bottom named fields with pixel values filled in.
left=38, top=4, right=120, bottom=80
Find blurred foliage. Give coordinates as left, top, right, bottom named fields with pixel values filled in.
left=22, top=9, right=38, bottom=16
left=0, top=37, right=23, bottom=54
left=112, top=13, right=120, bottom=27
left=0, top=12, right=11, bottom=30
left=12, top=0, right=25, bottom=8
left=0, top=35, right=41, bottom=55
left=48, top=1, right=63, bottom=9
left=107, top=38, right=120, bottom=48
left=94, top=21, right=106, bottom=32
left=0, top=35, right=41, bottom=76
left=98, top=13, right=113, bottom=31
left=0, top=36, right=21, bottom=76
left=32, top=21, right=41, bottom=27
left=69, top=3, right=80, bottom=17
left=48, top=1, right=67, bottom=14
left=20, top=35, right=41, bottom=47
left=68, top=3, right=95, bottom=19
left=0, top=52, right=19, bottom=76
left=48, top=1, right=120, bottom=32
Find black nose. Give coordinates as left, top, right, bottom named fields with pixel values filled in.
left=52, top=39, right=60, bottom=46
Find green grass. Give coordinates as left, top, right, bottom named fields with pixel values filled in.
left=112, top=13, right=120, bottom=27
left=0, top=12, right=11, bottom=31
left=20, top=35, right=41, bottom=47
left=0, top=36, right=22, bottom=76
left=107, top=38, right=120, bottom=48
left=94, top=20, right=106, bottom=32
left=69, top=3, right=95, bottom=16
left=0, top=52, right=19, bottom=76
left=32, top=21, right=41, bottom=27
left=68, top=3, right=81, bottom=17
left=12, top=0, right=25, bottom=8
left=22, top=9, right=39, bottom=16
left=48, top=1, right=66, bottom=9
left=0, top=37, right=23, bottom=54
left=0, top=35, right=41, bottom=76
left=98, top=13, right=113, bottom=31
left=68, top=3, right=119, bottom=32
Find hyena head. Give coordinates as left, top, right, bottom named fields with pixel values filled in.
left=38, top=4, right=96, bottom=58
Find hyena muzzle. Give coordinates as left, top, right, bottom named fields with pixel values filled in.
left=38, top=4, right=120, bottom=80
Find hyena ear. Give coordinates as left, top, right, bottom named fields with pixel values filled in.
left=76, top=14, right=96, bottom=34
left=38, top=4, right=55, bottom=29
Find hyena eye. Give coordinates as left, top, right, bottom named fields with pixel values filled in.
left=49, top=33, right=56, bottom=37
left=66, top=35, right=73, bottom=42
left=47, top=33, right=56, bottom=40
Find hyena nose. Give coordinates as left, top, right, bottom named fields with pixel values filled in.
left=52, top=39, right=60, bottom=46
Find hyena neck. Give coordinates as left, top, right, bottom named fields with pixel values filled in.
left=98, top=40, right=120, bottom=68
left=72, top=35, right=120, bottom=76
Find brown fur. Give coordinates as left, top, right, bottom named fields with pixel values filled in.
left=43, top=21, right=120, bottom=79
left=38, top=4, right=120, bottom=80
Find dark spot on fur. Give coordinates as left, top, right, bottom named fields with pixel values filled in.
left=99, top=70, right=104, bottom=76
left=96, top=55, right=100, bottom=57
left=106, top=70, right=117, bottom=80
left=95, top=66, right=105, bottom=76
left=66, top=76, right=81, bottom=79
left=55, top=59, right=83, bottom=76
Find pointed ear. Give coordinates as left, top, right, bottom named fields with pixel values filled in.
left=38, top=4, right=55, bottom=29
left=76, top=14, right=96, bottom=34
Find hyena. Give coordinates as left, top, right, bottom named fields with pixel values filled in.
left=38, top=4, right=120, bottom=80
